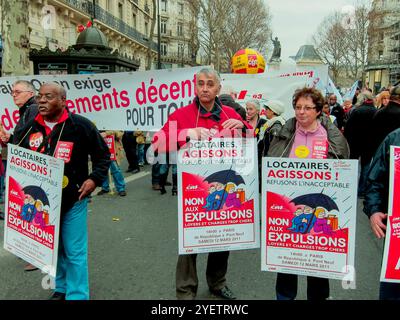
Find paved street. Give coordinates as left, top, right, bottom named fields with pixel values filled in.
left=0, top=161, right=385, bottom=300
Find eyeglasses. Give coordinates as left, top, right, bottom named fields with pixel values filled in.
left=10, top=90, right=33, bottom=96
left=294, top=105, right=317, bottom=112
left=35, top=94, right=58, bottom=102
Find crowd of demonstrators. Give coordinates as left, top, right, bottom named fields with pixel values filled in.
left=344, top=91, right=377, bottom=197
left=11, top=82, right=110, bottom=300
left=268, top=87, right=349, bottom=300
left=97, top=130, right=127, bottom=197
left=152, top=67, right=252, bottom=300
left=322, top=100, right=337, bottom=126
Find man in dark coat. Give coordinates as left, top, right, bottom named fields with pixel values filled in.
left=328, top=94, right=345, bottom=130
left=371, top=85, right=400, bottom=155
left=218, top=93, right=247, bottom=121
left=344, top=91, right=377, bottom=197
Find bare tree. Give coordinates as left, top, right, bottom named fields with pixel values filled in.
left=313, top=12, right=348, bottom=83
left=313, top=1, right=372, bottom=85
left=146, top=0, right=157, bottom=70
left=1, top=0, right=30, bottom=75
left=194, top=0, right=271, bottom=73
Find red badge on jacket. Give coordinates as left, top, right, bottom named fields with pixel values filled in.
left=54, top=141, right=74, bottom=163
left=29, top=132, right=44, bottom=151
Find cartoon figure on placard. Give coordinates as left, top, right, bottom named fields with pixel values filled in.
left=287, top=208, right=304, bottom=232
left=33, top=200, right=46, bottom=228
left=313, top=207, right=334, bottom=235
left=212, top=182, right=227, bottom=210
left=297, top=205, right=317, bottom=234
left=290, top=192, right=339, bottom=234
left=203, top=185, right=217, bottom=211
left=225, top=183, right=242, bottom=208
left=21, top=194, right=37, bottom=222
left=21, top=185, right=50, bottom=224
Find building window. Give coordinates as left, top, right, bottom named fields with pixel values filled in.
left=161, top=19, right=167, bottom=34
left=178, top=3, right=184, bottom=14
left=118, top=2, right=123, bottom=19
left=132, top=13, right=137, bottom=28
left=161, top=42, right=168, bottom=56
left=145, top=21, right=149, bottom=36
left=379, top=50, right=383, bottom=60
left=161, top=0, right=167, bottom=12
left=107, top=0, right=112, bottom=11
left=178, top=43, right=184, bottom=56
left=177, top=22, right=183, bottom=36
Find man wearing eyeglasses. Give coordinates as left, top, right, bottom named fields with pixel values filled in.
left=0, top=81, right=38, bottom=225
left=12, top=82, right=111, bottom=300
left=0, top=80, right=38, bottom=144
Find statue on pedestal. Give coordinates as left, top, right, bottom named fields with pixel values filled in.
left=270, top=35, right=281, bottom=62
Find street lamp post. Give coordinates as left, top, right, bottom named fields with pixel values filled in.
left=157, top=0, right=161, bottom=69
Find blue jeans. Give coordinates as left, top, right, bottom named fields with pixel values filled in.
left=137, top=144, right=145, bottom=164
left=56, top=198, right=89, bottom=300
left=102, top=161, right=126, bottom=193
left=380, top=282, right=400, bottom=300
left=160, top=164, right=177, bottom=175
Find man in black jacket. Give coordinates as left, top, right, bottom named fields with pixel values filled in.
left=328, top=94, right=345, bottom=130
left=371, top=85, right=400, bottom=154
left=12, top=82, right=111, bottom=300
left=363, top=127, right=400, bottom=300
left=344, top=91, right=377, bottom=197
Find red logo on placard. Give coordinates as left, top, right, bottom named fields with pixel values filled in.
left=29, top=132, right=44, bottom=151
left=54, top=141, right=74, bottom=163
left=248, top=54, right=257, bottom=68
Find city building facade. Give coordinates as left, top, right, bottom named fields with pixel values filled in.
left=365, top=0, right=400, bottom=93
left=154, top=0, right=198, bottom=69
left=1, top=0, right=159, bottom=73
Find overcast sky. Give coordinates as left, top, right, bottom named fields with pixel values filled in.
left=264, top=0, right=357, bottom=64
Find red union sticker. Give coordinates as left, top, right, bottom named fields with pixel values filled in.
left=312, top=140, right=328, bottom=159
left=29, top=132, right=44, bottom=151
left=54, top=141, right=74, bottom=163
left=248, top=54, right=257, bottom=68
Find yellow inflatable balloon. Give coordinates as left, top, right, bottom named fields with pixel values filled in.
left=231, top=48, right=266, bottom=74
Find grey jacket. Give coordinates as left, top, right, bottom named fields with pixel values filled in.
left=267, top=116, right=350, bottom=159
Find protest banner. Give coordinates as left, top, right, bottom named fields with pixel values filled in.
left=221, top=65, right=329, bottom=119
left=261, top=157, right=358, bottom=280
left=3, top=144, right=64, bottom=277
left=380, top=146, right=400, bottom=283
left=0, top=67, right=202, bottom=132
left=177, top=138, right=259, bottom=254
left=104, top=135, right=116, bottom=161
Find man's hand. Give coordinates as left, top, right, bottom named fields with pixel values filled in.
left=370, top=212, right=388, bottom=239
left=187, top=127, right=212, bottom=140
left=78, top=179, right=96, bottom=200
left=221, top=119, right=245, bottom=130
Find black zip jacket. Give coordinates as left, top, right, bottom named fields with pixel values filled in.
left=363, top=128, right=400, bottom=218
left=12, top=110, right=111, bottom=215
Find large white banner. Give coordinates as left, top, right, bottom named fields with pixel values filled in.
left=1, top=65, right=330, bottom=132
left=0, top=67, right=202, bottom=132
left=221, top=65, right=329, bottom=119
left=261, top=158, right=358, bottom=280
left=177, top=138, right=260, bottom=254
left=3, top=144, right=64, bottom=277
